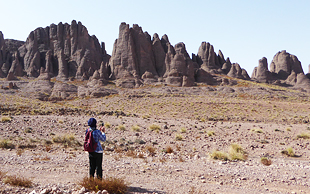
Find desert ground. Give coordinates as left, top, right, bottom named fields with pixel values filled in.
left=1, top=79, right=310, bottom=194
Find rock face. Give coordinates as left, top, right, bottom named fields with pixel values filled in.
left=270, top=50, right=304, bottom=79
left=17, top=20, right=109, bottom=80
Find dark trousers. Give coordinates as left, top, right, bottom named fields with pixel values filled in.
left=89, top=152, right=103, bottom=178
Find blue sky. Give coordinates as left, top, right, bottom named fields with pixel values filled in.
left=1, top=0, right=309, bottom=75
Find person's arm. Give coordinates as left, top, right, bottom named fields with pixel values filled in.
left=98, top=127, right=106, bottom=142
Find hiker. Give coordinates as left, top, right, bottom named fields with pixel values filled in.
left=85, top=117, right=106, bottom=179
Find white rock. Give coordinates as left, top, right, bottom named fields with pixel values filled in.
left=29, top=190, right=37, bottom=194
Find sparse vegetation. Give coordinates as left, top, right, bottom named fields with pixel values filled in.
left=163, top=146, right=174, bottom=153
left=149, top=124, right=161, bottom=131
left=207, top=131, right=215, bottom=136
left=116, top=125, right=126, bottom=131
left=297, top=133, right=310, bottom=139
left=210, top=150, right=229, bottom=161
left=105, top=122, right=111, bottom=128
left=3, top=175, right=33, bottom=187
left=52, top=134, right=81, bottom=147
left=79, top=176, right=128, bottom=194
left=281, top=147, right=296, bottom=157
left=1, top=116, right=11, bottom=123
left=175, top=134, right=183, bottom=141
left=180, top=128, right=187, bottom=133
left=210, top=144, right=247, bottom=161
left=0, top=139, right=15, bottom=149
left=131, top=125, right=141, bottom=132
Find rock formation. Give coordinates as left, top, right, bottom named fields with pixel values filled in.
left=251, top=57, right=272, bottom=83
left=270, top=50, right=304, bottom=79
left=17, top=20, right=109, bottom=80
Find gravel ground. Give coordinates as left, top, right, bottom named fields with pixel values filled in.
left=0, top=115, right=310, bottom=193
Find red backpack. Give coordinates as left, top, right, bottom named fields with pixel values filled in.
left=84, top=129, right=97, bottom=152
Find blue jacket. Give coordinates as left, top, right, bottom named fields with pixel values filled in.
left=85, top=127, right=106, bottom=153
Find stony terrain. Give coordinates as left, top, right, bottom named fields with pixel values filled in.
left=0, top=80, right=310, bottom=194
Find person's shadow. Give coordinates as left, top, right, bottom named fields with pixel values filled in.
left=127, top=186, right=166, bottom=194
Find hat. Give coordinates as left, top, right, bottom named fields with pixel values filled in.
left=88, top=118, right=97, bottom=127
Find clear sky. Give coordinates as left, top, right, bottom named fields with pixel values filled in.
left=0, top=0, right=309, bottom=75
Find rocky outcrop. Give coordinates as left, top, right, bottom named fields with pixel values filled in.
left=270, top=50, right=304, bottom=79
left=195, top=42, right=224, bottom=74
left=109, top=23, right=159, bottom=87
left=164, top=42, right=195, bottom=87
left=227, top=63, right=249, bottom=80
left=17, top=20, right=109, bottom=80
left=251, top=57, right=272, bottom=83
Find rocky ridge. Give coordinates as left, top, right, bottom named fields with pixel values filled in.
left=1, top=21, right=310, bottom=98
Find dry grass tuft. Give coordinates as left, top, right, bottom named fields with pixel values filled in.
left=52, top=134, right=81, bottom=148
left=0, top=139, right=15, bottom=149
left=131, top=125, right=141, bottom=132
left=145, top=145, right=156, bottom=156
left=297, top=133, right=310, bottom=139
left=228, top=143, right=247, bottom=161
left=210, top=150, right=229, bottom=161
left=261, top=157, right=272, bottom=166
left=207, top=131, right=215, bottom=136
left=164, top=146, right=174, bottom=154
left=210, top=144, right=247, bottom=161
left=3, top=175, right=33, bottom=187
left=79, top=176, right=128, bottom=194
left=116, top=125, right=126, bottom=131
left=281, top=147, right=296, bottom=157
left=105, top=122, right=111, bottom=128
left=1, top=116, right=11, bottom=123
left=149, top=124, right=161, bottom=132
left=175, top=134, right=183, bottom=141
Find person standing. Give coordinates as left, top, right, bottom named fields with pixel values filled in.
left=86, top=118, right=106, bottom=179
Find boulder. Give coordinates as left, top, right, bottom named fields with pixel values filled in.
left=50, top=82, right=78, bottom=99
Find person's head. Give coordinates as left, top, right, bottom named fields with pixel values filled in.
left=88, top=118, right=97, bottom=128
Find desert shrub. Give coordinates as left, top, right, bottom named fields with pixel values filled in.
left=17, top=143, right=36, bottom=149
left=281, top=147, right=295, bottom=157
left=3, top=175, right=33, bottom=187
left=116, top=125, right=126, bottom=131
left=175, top=134, right=183, bottom=141
left=207, top=131, right=215, bottom=136
left=0, top=139, right=15, bottom=149
left=145, top=145, right=156, bottom=156
left=210, top=150, right=229, bottom=161
left=180, top=128, right=187, bottom=133
left=105, top=122, right=111, bottom=128
left=261, top=157, right=272, bottom=166
left=131, top=125, right=140, bottom=132
left=297, top=133, right=310, bottom=139
left=163, top=146, right=173, bottom=154
left=210, top=144, right=247, bottom=161
left=126, top=150, right=137, bottom=158
left=52, top=134, right=81, bottom=147
left=149, top=124, right=161, bottom=131
left=1, top=116, right=11, bottom=123
left=229, top=143, right=247, bottom=161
